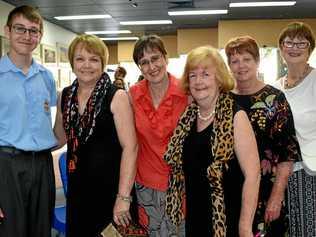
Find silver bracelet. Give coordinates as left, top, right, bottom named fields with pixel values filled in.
left=116, top=194, right=132, bottom=203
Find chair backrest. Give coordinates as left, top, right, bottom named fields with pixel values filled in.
left=58, top=152, right=68, bottom=196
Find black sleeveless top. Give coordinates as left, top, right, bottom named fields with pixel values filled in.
left=61, top=84, right=123, bottom=237
left=183, top=104, right=244, bottom=237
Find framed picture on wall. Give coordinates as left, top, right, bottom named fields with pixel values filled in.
left=56, top=43, right=69, bottom=67
left=0, top=36, right=10, bottom=56
left=42, top=44, right=57, bottom=66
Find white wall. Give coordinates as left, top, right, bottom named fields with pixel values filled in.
left=0, top=0, right=76, bottom=46
left=0, top=1, right=11, bottom=33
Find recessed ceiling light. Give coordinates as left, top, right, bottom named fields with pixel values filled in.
left=168, top=10, right=228, bottom=16
left=54, top=15, right=111, bottom=20
left=85, top=30, right=131, bottom=34
left=120, top=20, right=172, bottom=25
left=100, top=37, right=139, bottom=41
left=229, top=1, right=296, bottom=7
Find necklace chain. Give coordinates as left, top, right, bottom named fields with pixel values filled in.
left=197, top=106, right=215, bottom=121
left=285, top=65, right=310, bottom=89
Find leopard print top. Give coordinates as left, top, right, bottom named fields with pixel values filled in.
left=164, top=92, right=234, bottom=237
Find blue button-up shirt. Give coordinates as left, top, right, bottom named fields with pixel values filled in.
left=0, top=55, right=57, bottom=151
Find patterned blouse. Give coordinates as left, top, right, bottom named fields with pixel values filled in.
left=233, top=84, right=301, bottom=235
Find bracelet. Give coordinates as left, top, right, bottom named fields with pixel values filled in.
left=116, top=194, right=132, bottom=203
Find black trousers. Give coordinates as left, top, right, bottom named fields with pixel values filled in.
left=0, top=148, right=55, bottom=237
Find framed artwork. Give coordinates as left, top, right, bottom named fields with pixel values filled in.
left=32, top=44, right=42, bottom=63
left=1, top=36, right=10, bottom=56
left=58, top=68, right=71, bottom=89
left=56, top=43, right=69, bottom=67
left=42, top=44, right=57, bottom=65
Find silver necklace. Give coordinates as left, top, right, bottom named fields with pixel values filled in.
left=197, top=106, right=215, bottom=121
left=284, top=64, right=310, bottom=89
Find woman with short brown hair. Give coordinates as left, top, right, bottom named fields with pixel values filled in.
left=225, top=35, right=301, bottom=236
left=274, top=22, right=316, bottom=237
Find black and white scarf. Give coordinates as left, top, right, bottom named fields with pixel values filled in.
left=62, top=72, right=111, bottom=172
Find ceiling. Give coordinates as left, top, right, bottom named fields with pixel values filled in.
left=3, top=0, right=316, bottom=41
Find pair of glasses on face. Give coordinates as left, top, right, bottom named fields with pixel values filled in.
left=138, top=54, right=163, bottom=71
left=282, top=40, right=310, bottom=49
left=11, top=25, right=41, bottom=37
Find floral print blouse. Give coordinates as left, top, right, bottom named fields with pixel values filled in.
left=233, top=85, right=301, bottom=235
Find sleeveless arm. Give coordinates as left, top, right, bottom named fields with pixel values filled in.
left=111, top=89, right=138, bottom=227
left=234, top=110, right=261, bottom=237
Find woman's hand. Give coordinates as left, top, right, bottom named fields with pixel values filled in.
left=113, top=198, right=131, bottom=227
left=264, top=161, right=292, bottom=223
left=264, top=195, right=282, bottom=223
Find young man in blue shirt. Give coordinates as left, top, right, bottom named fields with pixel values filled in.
left=0, top=5, right=57, bottom=237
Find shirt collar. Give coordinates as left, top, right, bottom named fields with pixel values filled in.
left=0, top=54, right=45, bottom=74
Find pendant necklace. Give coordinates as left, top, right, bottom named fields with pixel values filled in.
left=197, top=106, right=215, bottom=121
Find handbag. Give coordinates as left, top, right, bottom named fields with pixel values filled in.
left=100, top=223, right=121, bottom=237
left=100, top=222, right=148, bottom=237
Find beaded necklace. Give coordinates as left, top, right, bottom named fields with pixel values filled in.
left=284, top=64, right=310, bottom=89
left=197, top=106, right=215, bottom=121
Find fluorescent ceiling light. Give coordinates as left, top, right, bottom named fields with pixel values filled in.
left=85, top=30, right=131, bottom=34
left=168, top=10, right=228, bottom=16
left=229, top=1, right=296, bottom=7
left=120, top=20, right=172, bottom=25
left=54, top=15, right=111, bottom=20
left=101, top=37, right=139, bottom=41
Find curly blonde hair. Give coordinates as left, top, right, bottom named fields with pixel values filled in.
left=181, top=45, right=234, bottom=93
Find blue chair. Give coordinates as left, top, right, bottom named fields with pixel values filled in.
left=58, top=152, right=68, bottom=195
left=53, top=152, right=67, bottom=236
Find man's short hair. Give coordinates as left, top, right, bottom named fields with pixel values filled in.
left=6, top=5, right=43, bottom=33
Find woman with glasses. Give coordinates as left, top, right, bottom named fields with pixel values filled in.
left=129, top=35, right=188, bottom=236
left=274, top=22, right=316, bottom=237
left=225, top=35, right=301, bottom=236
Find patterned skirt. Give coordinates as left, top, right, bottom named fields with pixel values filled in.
left=288, top=168, right=316, bottom=237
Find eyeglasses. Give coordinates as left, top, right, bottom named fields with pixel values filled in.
left=11, top=25, right=41, bottom=37
left=138, top=54, right=163, bottom=71
left=282, top=40, right=310, bottom=49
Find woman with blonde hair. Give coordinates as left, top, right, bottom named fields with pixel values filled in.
left=54, top=34, right=138, bottom=236
left=164, top=45, right=260, bottom=236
